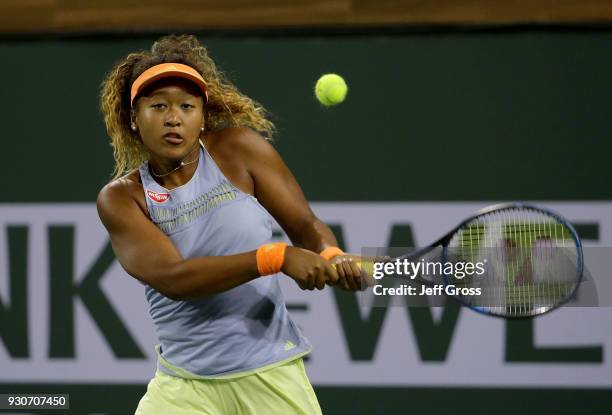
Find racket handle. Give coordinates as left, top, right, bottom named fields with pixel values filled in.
left=331, top=259, right=372, bottom=274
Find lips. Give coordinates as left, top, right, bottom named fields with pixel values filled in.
left=163, top=132, right=183, bottom=144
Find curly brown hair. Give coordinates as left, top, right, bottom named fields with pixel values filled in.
left=99, top=34, right=275, bottom=181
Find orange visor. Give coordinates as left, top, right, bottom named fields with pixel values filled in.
left=130, top=63, right=209, bottom=107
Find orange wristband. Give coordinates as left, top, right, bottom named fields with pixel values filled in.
left=320, top=246, right=345, bottom=261
left=256, top=242, right=288, bottom=276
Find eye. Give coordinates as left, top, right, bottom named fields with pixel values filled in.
left=181, top=103, right=195, bottom=109
left=151, top=103, right=166, bottom=109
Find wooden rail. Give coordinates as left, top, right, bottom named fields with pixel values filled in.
left=2, top=0, right=612, bottom=34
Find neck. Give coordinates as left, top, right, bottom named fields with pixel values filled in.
left=148, top=142, right=201, bottom=190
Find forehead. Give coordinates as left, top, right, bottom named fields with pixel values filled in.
left=139, top=77, right=203, bottom=100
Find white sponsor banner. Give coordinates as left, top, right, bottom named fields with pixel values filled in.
left=0, top=202, right=611, bottom=387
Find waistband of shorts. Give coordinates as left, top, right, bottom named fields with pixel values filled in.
left=155, top=344, right=312, bottom=380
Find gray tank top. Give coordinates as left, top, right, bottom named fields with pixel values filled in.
left=138, top=140, right=311, bottom=377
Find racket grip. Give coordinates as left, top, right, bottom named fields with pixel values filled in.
left=332, top=259, right=371, bottom=274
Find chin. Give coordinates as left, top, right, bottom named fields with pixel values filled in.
left=162, top=141, right=198, bottom=157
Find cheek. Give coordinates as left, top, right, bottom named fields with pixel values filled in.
left=187, top=113, right=205, bottom=129
left=138, top=111, right=161, bottom=130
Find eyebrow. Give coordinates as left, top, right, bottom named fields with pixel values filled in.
left=145, top=91, right=198, bottom=100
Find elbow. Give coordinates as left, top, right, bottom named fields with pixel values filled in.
left=159, top=284, right=186, bottom=301
left=156, top=271, right=190, bottom=301
left=136, top=263, right=190, bottom=301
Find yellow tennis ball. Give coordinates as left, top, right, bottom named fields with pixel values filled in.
left=315, top=73, right=348, bottom=106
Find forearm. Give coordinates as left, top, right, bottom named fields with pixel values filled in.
left=161, top=251, right=260, bottom=300
left=290, top=218, right=339, bottom=253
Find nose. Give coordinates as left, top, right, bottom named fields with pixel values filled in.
left=164, top=108, right=181, bottom=127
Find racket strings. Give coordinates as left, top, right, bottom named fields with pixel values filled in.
left=448, top=207, right=580, bottom=317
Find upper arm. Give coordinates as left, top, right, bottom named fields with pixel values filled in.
left=96, top=181, right=184, bottom=298
left=226, top=129, right=319, bottom=245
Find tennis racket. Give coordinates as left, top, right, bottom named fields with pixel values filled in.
left=357, top=203, right=583, bottom=318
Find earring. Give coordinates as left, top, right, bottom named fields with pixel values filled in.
left=131, top=123, right=137, bottom=131
left=200, top=127, right=204, bottom=131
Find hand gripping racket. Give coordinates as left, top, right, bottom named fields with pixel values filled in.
left=358, top=203, right=583, bottom=318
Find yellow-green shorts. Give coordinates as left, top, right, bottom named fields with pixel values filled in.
left=134, top=358, right=322, bottom=415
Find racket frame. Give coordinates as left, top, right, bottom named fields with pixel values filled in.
left=388, top=202, right=584, bottom=318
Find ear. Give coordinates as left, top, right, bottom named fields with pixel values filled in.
left=130, top=111, right=138, bottom=132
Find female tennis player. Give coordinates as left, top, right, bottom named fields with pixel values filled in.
left=97, top=34, right=366, bottom=414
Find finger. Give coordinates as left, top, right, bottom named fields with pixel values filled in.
left=331, top=262, right=346, bottom=286
left=342, top=259, right=358, bottom=290
left=348, top=261, right=364, bottom=290
left=341, top=274, right=351, bottom=291
left=325, top=261, right=340, bottom=285
left=306, top=273, right=315, bottom=290
left=338, top=260, right=353, bottom=288
left=315, top=271, right=326, bottom=290
left=357, top=263, right=373, bottom=291
left=339, top=263, right=352, bottom=291
left=331, top=260, right=348, bottom=289
left=356, top=261, right=374, bottom=289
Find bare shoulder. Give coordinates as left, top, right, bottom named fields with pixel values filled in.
left=203, top=127, right=274, bottom=196
left=97, top=169, right=150, bottom=224
left=206, top=127, right=273, bottom=157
